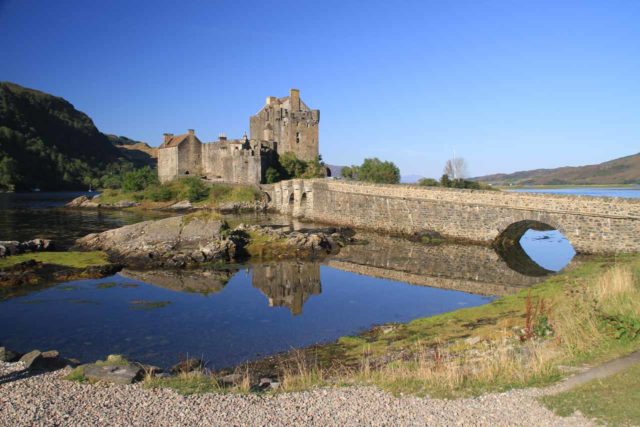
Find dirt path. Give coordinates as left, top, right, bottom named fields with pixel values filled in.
left=546, top=350, right=640, bottom=394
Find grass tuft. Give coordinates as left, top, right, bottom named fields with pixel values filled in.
left=0, top=251, right=109, bottom=269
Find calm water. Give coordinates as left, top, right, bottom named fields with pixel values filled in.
left=0, top=192, right=173, bottom=248
left=510, top=187, right=640, bottom=199
left=0, top=264, right=493, bottom=368
left=1, top=189, right=614, bottom=368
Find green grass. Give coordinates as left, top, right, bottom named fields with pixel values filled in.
left=145, top=372, right=225, bottom=395
left=0, top=251, right=109, bottom=269
left=244, top=230, right=292, bottom=259
left=541, top=363, right=640, bottom=426
left=99, top=180, right=261, bottom=209
left=264, top=254, right=640, bottom=398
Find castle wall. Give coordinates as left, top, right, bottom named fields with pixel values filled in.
left=158, top=146, right=179, bottom=183
left=201, top=140, right=264, bottom=185
left=177, top=135, right=202, bottom=177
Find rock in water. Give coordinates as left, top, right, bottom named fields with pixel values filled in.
left=19, top=350, right=42, bottom=369
left=167, top=200, right=192, bottom=210
left=83, top=364, right=143, bottom=385
left=66, top=196, right=89, bottom=207
left=112, top=200, right=139, bottom=208
left=76, top=215, right=235, bottom=267
left=171, top=358, right=205, bottom=374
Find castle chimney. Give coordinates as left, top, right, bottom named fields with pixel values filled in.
left=163, top=133, right=174, bottom=144
left=188, top=129, right=195, bottom=135
left=290, top=88, right=300, bottom=111
left=218, top=132, right=227, bottom=141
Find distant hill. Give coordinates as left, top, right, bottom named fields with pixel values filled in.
left=474, top=153, right=640, bottom=186
left=0, top=82, right=153, bottom=191
left=401, top=174, right=424, bottom=184
left=107, top=134, right=157, bottom=168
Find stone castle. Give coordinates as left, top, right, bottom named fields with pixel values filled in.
left=158, top=89, right=319, bottom=184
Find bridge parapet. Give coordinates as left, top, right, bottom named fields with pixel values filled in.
left=263, top=179, right=640, bottom=254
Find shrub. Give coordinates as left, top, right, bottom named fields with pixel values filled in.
left=265, top=167, right=280, bottom=184
left=417, top=178, right=439, bottom=187
left=122, top=167, right=158, bottom=192
left=180, top=177, right=209, bottom=202
left=144, top=184, right=175, bottom=202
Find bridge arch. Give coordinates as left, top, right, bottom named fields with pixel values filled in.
left=298, top=192, right=309, bottom=217
left=493, top=219, right=574, bottom=274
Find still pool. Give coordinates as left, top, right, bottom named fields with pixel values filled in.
left=0, top=263, right=494, bottom=369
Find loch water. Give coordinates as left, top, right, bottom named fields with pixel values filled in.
left=0, top=189, right=597, bottom=369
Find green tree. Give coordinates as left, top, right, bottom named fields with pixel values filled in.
left=0, top=155, right=19, bottom=191
left=440, top=174, right=451, bottom=187
left=302, top=156, right=326, bottom=179
left=279, top=152, right=308, bottom=178
left=357, top=158, right=400, bottom=184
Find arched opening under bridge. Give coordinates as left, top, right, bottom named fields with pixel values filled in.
left=493, top=220, right=575, bottom=276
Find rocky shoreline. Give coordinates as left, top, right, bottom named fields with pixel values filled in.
left=65, top=194, right=269, bottom=213
left=75, top=214, right=353, bottom=268
left=0, top=359, right=592, bottom=426
left=0, top=239, right=55, bottom=258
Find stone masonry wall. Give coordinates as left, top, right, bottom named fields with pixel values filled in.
left=264, top=179, right=640, bottom=254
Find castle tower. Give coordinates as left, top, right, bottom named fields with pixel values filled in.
left=249, top=88, right=319, bottom=161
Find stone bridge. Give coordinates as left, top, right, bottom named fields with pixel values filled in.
left=262, top=179, right=640, bottom=254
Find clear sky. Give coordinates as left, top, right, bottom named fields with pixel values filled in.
left=1, top=0, right=639, bottom=178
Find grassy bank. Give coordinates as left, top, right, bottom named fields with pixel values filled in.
left=541, top=362, right=640, bottom=425
left=145, top=254, right=640, bottom=400
left=0, top=251, right=109, bottom=269
left=98, top=178, right=261, bottom=209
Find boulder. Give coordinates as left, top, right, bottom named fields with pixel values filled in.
left=0, top=239, right=54, bottom=258
left=259, top=377, right=281, bottom=391
left=112, top=200, right=139, bottom=208
left=66, top=196, right=89, bottom=207
left=167, top=200, right=192, bottom=210
left=171, top=358, right=204, bottom=374
left=83, top=363, right=143, bottom=385
left=18, top=349, right=67, bottom=370
left=0, top=241, right=20, bottom=257
left=19, top=350, right=42, bottom=369
left=76, top=215, right=234, bottom=267
left=218, top=373, right=243, bottom=386
left=0, top=346, right=20, bottom=362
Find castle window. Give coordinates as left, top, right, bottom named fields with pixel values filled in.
left=296, top=132, right=300, bottom=144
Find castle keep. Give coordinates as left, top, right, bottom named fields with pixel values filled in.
left=158, top=89, right=319, bottom=184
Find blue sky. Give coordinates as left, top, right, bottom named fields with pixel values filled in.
left=1, top=0, right=639, bottom=178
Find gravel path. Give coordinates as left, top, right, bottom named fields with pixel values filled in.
left=0, top=362, right=593, bottom=426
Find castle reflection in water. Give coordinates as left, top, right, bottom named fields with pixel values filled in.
left=121, top=230, right=563, bottom=316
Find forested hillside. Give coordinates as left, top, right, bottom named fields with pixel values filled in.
left=0, top=82, right=154, bottom=191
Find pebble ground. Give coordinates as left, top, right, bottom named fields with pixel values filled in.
left=0, top=362, right=593, bottom=426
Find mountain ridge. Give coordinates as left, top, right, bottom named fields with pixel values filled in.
left=474, top=152, right=640, bottom=186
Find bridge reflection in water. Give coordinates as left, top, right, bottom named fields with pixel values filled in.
left=123, top=230, right=563, bottom=316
